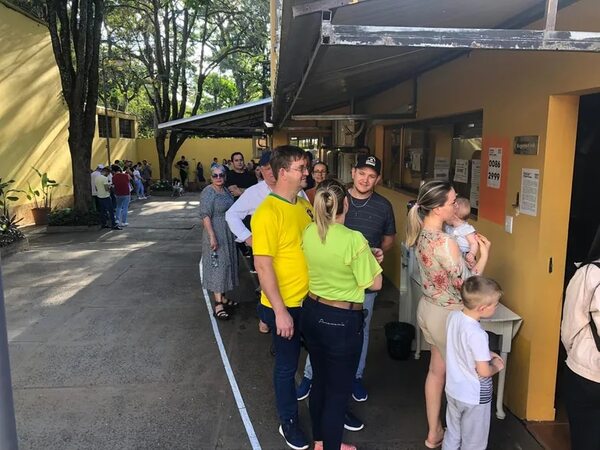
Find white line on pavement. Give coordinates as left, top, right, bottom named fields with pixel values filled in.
left=198, top=258, right=262, bottom=450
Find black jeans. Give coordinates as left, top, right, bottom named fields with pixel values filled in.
left=97, top=197, right=116, bottom=228
left=300, top=296, right=364, bottom=450
left=565, top=365, right=600, bottom=450
left=257, top=304, right=302, bottom=423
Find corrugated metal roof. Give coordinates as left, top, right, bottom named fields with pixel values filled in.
left=273, top=0, right=580, bottom=126
left=158, top=98, right=271, bottom=138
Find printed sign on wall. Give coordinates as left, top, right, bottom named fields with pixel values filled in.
left=454, top=159, right=469, bottom=184
left=487, top=148, right=502, bottom=189
left=520, top=168, right=540, bottom=216
left=479, top=138, right=510, bottom=226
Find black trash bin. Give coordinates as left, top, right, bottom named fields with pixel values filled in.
left=385, top=321, right=415, bottom=360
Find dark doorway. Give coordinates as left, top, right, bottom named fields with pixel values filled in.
left=553, top=92, right=600, bottom=440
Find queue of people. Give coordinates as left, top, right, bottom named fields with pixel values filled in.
left=198, top=146, right=599, bottom=450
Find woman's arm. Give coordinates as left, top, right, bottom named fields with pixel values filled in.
left=369, top=273, right=383, bottom=291
left=202, top=216, right=218, bottom=251
left=472, top=234, right=491, bottom=274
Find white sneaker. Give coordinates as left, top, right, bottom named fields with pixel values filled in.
left=121, top=222, right=129, bottom=226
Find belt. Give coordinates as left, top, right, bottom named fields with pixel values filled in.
left=307, top=293, right=362, bottom=310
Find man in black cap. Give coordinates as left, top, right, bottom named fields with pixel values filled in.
left=297, top=154, right=395, bottom=420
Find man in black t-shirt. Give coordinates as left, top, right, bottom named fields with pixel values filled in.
left=225, top=151, right=257, bottom=199
left=175, top=156, right=189, bottom=187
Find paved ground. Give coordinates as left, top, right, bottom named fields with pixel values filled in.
left=0, top=194, right=543, bottom=449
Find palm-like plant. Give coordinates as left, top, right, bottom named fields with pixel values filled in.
left=26, top=168, right=59, bottom=210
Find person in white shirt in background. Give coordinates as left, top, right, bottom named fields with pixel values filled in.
left=133, top=163, right=146, bottom=200
left=90, top=164, right=104, bottom=211
left=444, top=197, right=479, bottom=269
left=225, top=151, right=308, bottom=333
left=443, top=276, right=504, bottom=450
left=561, top=244, right=600, bottom=450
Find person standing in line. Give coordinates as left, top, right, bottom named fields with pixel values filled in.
left=133, top=163, right=146, bottom=200
left=199, top=164, right=239, bottom=320
left=95, top=166, right=121, bottom=230
left=175, top=155, right=189, bottom=187
left=225, top=151, right=258, bottom=199
left=196, top=161, right=206, bottom=184
left=298, top=155, right=394, bottom=411
left=405, top=180, right=491, bottom=449
left=225, top=151, right=309, bottom=334
left=251, top=146, right=313, bottom=450
left=443, top=276, right=505, bottom=450
left=211, top=157, right=219, bottom=169
left=91, top=164, right=104, bottom=211
left=301, top=179, right=382, bottom=450
left=561, top=242, right=600, bottom=450
left=112, top=166, right=132, bottom=227
left=305, top=162, right=329, bottom=205
left=141, top=160, right=153, bottom=195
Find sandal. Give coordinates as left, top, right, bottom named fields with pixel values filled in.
left=222, top=297, right=239, bottom=308
left=258, top=320, right=270, bottom=334
left=213, top=301, right=230, bottom=321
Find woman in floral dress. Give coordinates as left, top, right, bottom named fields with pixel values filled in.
left=405, top=180, right=491, bottom=449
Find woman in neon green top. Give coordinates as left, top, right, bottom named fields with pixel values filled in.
left=300, top=179, right=382, bottom=450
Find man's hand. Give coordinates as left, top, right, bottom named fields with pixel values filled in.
left=371, top=247, right=384, bottom=264
left=275, top=309, right=294, bottom=339
left=245, top=236, right=253, bottom=247
left=228, top=185, right=243, bottom=197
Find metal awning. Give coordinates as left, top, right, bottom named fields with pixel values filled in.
left=158, top=98, right=272, bottom=137
left=273, top=0, right=599, bottom=126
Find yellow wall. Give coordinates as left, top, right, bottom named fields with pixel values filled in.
left=136, top=138, right=255, bottom=180
left=0, top=4, right=137, bottom=223
left=353, top=0, right=600, bottom=420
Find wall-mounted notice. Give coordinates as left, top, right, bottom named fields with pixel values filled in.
left=454, top=159, right=469, bottom=183
left=410, top=148, right=422, bottom=171
left=470, top=159, right=481, bottom=208
left=487, top=148, right=502, bottom=189
left=434, top=156, right=450, bottom=180
left=520, top=168, right=540, bottom=216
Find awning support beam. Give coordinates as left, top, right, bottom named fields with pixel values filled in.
left=292, top=113, right=415, bottom=121
left=321, top=23, right=600, bottom=53
left=292, top=0, right=370, bottom=18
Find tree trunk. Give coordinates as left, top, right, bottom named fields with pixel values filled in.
left=68, top=111, right=94, bottom=211
left=155, top=129, right=187, bottom=181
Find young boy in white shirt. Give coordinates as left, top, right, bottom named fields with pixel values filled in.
left=443, top=276, right=505, bottom=450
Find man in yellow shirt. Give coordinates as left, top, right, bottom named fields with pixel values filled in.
left=252, top=146, right=313, bottom=450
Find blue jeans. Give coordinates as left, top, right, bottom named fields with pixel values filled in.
left=115, top=195, right=130, bottom=224
left=300, top=296, right=363, bottom=449
left=135, top=179, right=145, bottom=197
left=303, top=291, right=376, bottom=380
left=98, top=196, right=116, bottom=228
left=257, top=304, right=302, bottom=423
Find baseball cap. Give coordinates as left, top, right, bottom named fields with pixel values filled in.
left=355, top=154, right=381, bottom=175
left=97, top=164, right=105, bottom=169
left=258, top=151, right=272, bottom=166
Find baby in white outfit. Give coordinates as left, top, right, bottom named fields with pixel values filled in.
left=444, top=197, right=479, bottom=269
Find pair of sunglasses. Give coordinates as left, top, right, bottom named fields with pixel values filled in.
left=212, top=173, right=225, bottom=178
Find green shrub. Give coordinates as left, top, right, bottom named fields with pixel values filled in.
left=48, top=208, right=100, bottom=226
left=150, top=180, right=173, bottom=192
left=0, top=215, right=25, bottom=248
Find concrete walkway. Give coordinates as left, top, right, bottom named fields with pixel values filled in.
left=1, top=194, right=542, bottom=449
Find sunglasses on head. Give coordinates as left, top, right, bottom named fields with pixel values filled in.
left=212, top=173, right=225, bottom=178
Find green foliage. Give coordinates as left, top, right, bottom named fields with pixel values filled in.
left=48, top=208, right=100, bottom=226
left=25, top=168, right=60, bottom=209
left=0, top=178, right=24, bottom=219
left=0, top=215, right=25, bottom=248
left=150, top=180, right=173, bottom=192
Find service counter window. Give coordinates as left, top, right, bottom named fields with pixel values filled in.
left=383, top=112, right=482, bottom=217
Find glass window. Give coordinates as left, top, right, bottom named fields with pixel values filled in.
left=383, top=112, right=482, bottom=217
left=119, top=118, right=134, bottom=138
left=98, top=114, right=114, bottom=138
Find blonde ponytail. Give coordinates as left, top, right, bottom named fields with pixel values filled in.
left=405, top=180, right=453, bottom=247
left=405, top=203, right=423, bottom=247
left=313, top=179, right=347, bottom=243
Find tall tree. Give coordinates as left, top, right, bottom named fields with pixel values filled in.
left=107, top=0, right=269, bottom=180
left=46, top=0, right=104, bottom=211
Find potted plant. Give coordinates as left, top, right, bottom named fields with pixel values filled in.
left=26, top=168, right=59, bottom=225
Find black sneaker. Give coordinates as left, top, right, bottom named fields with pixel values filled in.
left=278, top=420, right=309, bottom=450
left=344, top=411, right=364, bottom=431
left=111, top=226, right=123, bottom=230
